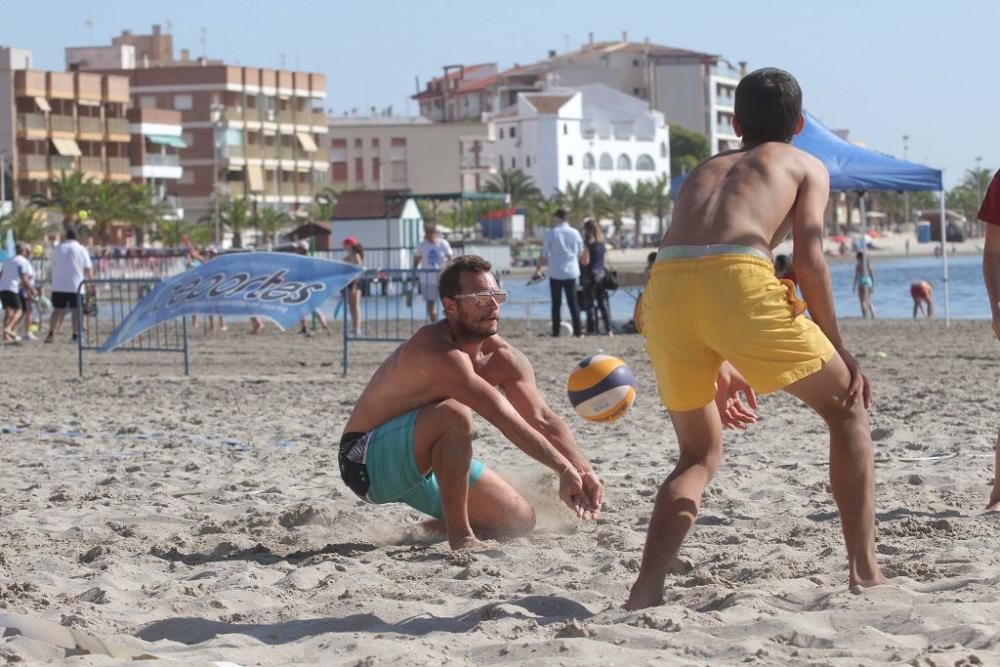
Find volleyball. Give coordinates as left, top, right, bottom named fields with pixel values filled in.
left=566, top=354, right=638, bottom=422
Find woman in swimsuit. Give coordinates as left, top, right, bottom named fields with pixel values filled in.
left=853, top=251, right=875, bottom=319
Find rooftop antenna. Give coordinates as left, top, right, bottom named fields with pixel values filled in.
left=279, top=52, right=286, bottom=68
left=165, top=19, right=173, bottom=34
left=85, top=16, right=94, bottom=45
left=199, top=27, right=207, bottom=58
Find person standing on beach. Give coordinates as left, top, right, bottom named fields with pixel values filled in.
left=910, top=280, right=933, bottom=319
left=977, top=169, right=1000, bottom=511
left=342, top=237, right=364, bottom=336
left=413, top=223, right=453, bottom=322
left=628, top=67, right=885, bottom=610
left=340, top=255, right=604, bottom=549
left=580, top=219, right=612, bottom=336
left=45, top=227, right=93, bottom=343
left=533, top=208, right=586, bottom=337
left=853, top=251, right=875, bottom=318
left=0, top=243, right=35, bottom=342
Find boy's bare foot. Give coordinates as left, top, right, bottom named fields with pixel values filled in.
left=624, top=581, right=663, bottom=611
left=986, top=498, right=1000, bottom=512
left=449, top=535, right=486, bottom=551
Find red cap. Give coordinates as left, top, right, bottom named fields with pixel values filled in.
left=342, top=236, right=359, bottom=247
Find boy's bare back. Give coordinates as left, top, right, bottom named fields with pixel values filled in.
left=664, top=143, right=828, bottom=253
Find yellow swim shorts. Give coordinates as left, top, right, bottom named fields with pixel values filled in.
left=642, top=248, right=836, bottom=412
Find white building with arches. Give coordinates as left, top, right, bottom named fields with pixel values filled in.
left=487, top=83, right=670, bottom=198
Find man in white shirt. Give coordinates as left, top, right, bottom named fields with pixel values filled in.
left=533, top=209, right=587, bottom=337
left=413, top=223, right=454, bottom=322
left=0, top=243, right=36, bottom=343
left=45, top=227, right=93, bottom=343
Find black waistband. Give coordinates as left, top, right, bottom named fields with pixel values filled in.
left=340, top=431, right=365, bottom=447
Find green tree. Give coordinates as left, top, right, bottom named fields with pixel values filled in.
left=669, top=125, right=710, bottom=176
left=87, top=182, right=129, bottom=244
left=595, top=181, right=632, bottom=241
left=217, top=197, right=253, bottom=248
left=630, top=180, right=656, bottom=244
left=255, top=206, right=290, bottom=245
left=0, top=206, right=48, bottom=243
left=30, top=171, right=95, bottom=230
left=310, top=186, right=340, bottom=221
left=648, top=174, right=671, bottom=238
left=484, top=169, right=544, bottom=237
left=121, top=183, right=174, bottom=247
left=554, top=181, right=591, bottom=226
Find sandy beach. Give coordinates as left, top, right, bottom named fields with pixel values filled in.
left=1, top=318, right=998, bottom=665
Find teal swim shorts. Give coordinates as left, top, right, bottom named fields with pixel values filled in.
left=338, top=407, right=486, bottom=519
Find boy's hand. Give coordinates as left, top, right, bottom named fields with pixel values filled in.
left=715, top=362, right=758, bottom=430
left=837, top=348, right=871, bottom=409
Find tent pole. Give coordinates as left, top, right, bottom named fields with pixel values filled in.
left=858, top=190, right=868, bottom=260
left=940, top=189, right=950, bottom=325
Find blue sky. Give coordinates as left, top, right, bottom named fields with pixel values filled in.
left=2, top=0, right=996, bottom=188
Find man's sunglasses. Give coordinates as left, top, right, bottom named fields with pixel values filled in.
left=452, top=289, right=508, bottom=307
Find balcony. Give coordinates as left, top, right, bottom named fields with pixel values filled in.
left=107, top=157, right=130, bottom=174
left=243, top=144, right=263, bottom=159
left=310, top=111, right=327, bottom=128
left=50, top=156, right=76, bottom=172
left=49, top=114, right=76, bottom=134
left=17, top=154, right=49, bottom=174
left=16, top=113, right=47, bottom=136
left=223, top=144, right=244, bottom=159
left=277, top=110, right=295, bottom=125
left=226, top=181, right=248, bottom=198
left=278, top=146, right=295, bottom=161
left=221, top=107, right=244, bottom=123
left=279, top=182, right=297, bottom=196
left=143, top=154, right=180, bottom=168
left=78, top=116, right=104, bottom=137
left=106, top=118, right=129, bottom=139
left=716, top=122, right=736, bottom=137
left=80, top=156, right=104, bottom=174
left=715, top=94, right=735, bottom=109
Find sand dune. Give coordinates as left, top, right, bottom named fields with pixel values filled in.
left=1, top=319, right=998, bottom=665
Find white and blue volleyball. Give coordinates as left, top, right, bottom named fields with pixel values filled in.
left=567, top=354, right=638, bottom=422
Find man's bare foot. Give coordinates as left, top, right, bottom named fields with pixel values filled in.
left=849, top=574, right=887, bottom=589
left=449, top=535, right=486, bottom=551
left=986, top=497, right=1000, bottom=512
left=624, top=581, right=663, bottom=611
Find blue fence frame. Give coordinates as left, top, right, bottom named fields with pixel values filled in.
left=77, top=278, right=189, bottom=377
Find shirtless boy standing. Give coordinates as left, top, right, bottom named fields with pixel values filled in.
left=340, top=255, right=603, bottom=549
left=627, top=68, right=885, bottom=609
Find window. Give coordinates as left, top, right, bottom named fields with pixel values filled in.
left=354, top=157, right=363, bottom=182
left=182, top=131, right=194, bottom=147
left=635, top=154, right=655, bottom=171
left=372, top=158, right=380, bottom=182
left=567, top=155, right=573, bottom=166
left=371, top=138, right=380, bottom=149
left=331, top=162, right=348, bottom=182
left=224, top=129, right=243, bottom=145
left=660, top=142, right=667, bottom=158
left=511, top=157, right=516, bottom=169
left=583, top=153, right=595, bottom=169
left=563, top=123, right=568, bottom=135
left=526, top=156, right=531, bottom=168
left=179, top=169, right=195, bottom=185
left=391, top=161, right=407, bottom=183
left=139, top=95, right=157, bottom=109
left=499, top=127, right=504, bottom=139
left=599, top=153, right=613, bottom=170
left=498, top=155, right=504, bottom=170
left=354, top=138, right=363, bottom=149
left=173, top=94, right=192, bottom=111
left=510, top=126, right=516, bottom=138
left=632, top=58, right=640, bottom=67
left=617, top=154, right=632, bottom=170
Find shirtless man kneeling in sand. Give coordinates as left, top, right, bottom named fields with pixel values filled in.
left=340, top=255, right=604, bottom=549
left=628, top=67, right=885, bottom=609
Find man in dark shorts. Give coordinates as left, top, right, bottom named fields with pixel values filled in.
left=340, top=255, right=604, bottom=550
left=46, top=227, right=93, bottom=343
left=910, top=280, right=933, bottom=319
left=0, top=243, right=35, bottom=342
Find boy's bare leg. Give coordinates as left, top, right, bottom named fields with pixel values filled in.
left=784, top=354, right=884, bottom=587
left=626, top=401, right=723, bottom=610
left=988, top=432, right=1000, bottom=512
left=413, top=399, right=482, bottom=550
left=419, top=469, right=536, bottom=539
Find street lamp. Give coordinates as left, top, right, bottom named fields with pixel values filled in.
left=210, top=103, right=225, bottom=246
left=902, top=134, right=910, bottom=224
left=583, top=124, right=596, bottom=218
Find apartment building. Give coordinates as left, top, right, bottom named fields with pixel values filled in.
left=418, top=35, right=745, bottom=154
left=0, top=47, right=132, bottom=207
left=71, top=27, right=328, bottom=223
left=328, top=115, right=493, bottom=193
left=127, top=106, right=184, bottom=203
left=489, top=84, right=670, bottom=198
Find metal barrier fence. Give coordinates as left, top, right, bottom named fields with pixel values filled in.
left=77, top=278, right=189, bottom=377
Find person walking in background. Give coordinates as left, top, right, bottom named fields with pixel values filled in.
left=774, top=254, right=797, bottom=285
left=853, top=251, right=875, bottom=318
left=413, top=223, right=453, bottom=322
left=977, top=169, right=1000, bottom=511
left=291, top=241, right=329, bottom=336
left=0, top=243, right=35, bottom=343
left=533, top=208, right=586, bottom=337
left=580, top=219, right=612, bottom=336
left=45, top=227, right=92, bottom=343
left=910, top=280, right=934, bottom=319
left=343, top=236, right=364, bottom=336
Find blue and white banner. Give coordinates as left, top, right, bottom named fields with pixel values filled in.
left=100, top=252, right=363, bottom=352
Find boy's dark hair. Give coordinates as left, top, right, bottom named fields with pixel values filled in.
left=734, top=68, right=802, bottom=146
left=439, top=255, right=492, bottom=300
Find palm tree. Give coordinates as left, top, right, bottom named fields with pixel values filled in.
left=87, top=182, right=129, bottom=245
left=30, top=171, right=95, bottom=229
left=121, top=183, right=174, bottom=247
left=310, top=186, right=340, bottom=221
left=555, top=181, right=591, bottom=226
left=484, top=168, right=544, bottom=236
left=255, top=206, right=290, bottom=245
left=596, top=181, right=632, bottom=243
left=0, top=206, right=48, bottom=243
left=648, top=174, right=671, bottom=239
left=631, top=180, right=656, bottom=244
left=218, top=197, right=253, bottom=248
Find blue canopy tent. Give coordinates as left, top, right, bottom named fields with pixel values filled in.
left=671, top=111, right=951, bottom=321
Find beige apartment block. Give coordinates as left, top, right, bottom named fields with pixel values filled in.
left=0, top=47, right=132, bottom=209
left=328, top=116, right=493, bottom=194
